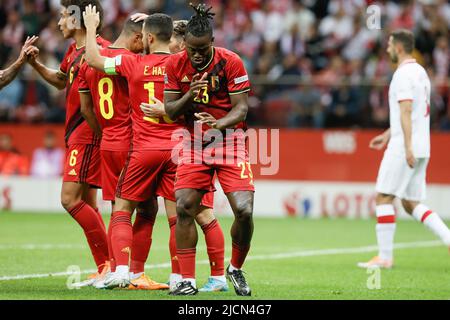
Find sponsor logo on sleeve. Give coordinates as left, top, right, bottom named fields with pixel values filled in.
left=234, top=75, right=249, bottom=85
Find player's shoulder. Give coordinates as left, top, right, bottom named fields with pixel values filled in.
left=215, top=46, right=243, bottom=62
left=96, top=36, right=111, bottom=48
left=395, top=61, right=427, bottom=82
left=100, top=47, right=136, bottom=58
left=167, top=50, right=188, bottom=65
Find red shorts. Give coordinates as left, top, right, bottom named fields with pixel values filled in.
left=175, top=148, right=255, bottom=194
left=101, top=150, right=129, bottom=201
left=116, top=149, right=175, bottom=202
left=63, top=144, right=101, bottom=188
left=153, top=151, right=214, bottom=208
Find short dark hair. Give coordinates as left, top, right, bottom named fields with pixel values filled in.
left=186, top=3, right=215, bottom=38
left=173, top=20, right=188, bottom=38
left=60, top=0, right=104, bottom=31
left=144, top=13, right=173, bottom=42
left=122, top=18, right=144, bottom=36
left=391, top=29, right=415, bottom=54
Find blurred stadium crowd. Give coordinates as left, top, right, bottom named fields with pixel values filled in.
left=0, top=0, right=449, bottom=130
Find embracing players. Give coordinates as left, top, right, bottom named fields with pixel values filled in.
left=358, top=29, right=450, bottom=269
left=164, top=4, right=255, bottom=296
left=78, top=17, right=170, bottom=290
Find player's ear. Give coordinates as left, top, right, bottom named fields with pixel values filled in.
left=211, top=36, right=215, bottom=44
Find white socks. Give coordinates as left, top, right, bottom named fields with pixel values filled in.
left=210, top=275, right=226, bottom=282
left=184, top=278, right=196, bottom=288
left=228, top=264, right=240, bottom=272
left=413, top=204, right=450, bottom=246
left=376, top=204, right=396, bottom=261
left=129, top=272, right=143, bottom=280
left=115, top=265, right=130, bottom=278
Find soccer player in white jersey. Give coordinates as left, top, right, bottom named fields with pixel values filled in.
left=358, top=29, right=450, bottom=269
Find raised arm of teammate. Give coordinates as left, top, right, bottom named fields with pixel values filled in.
left=0, top=36, right=39, bottom=90
left=400, top=100, right=415, bottom=168
left=83, top=5, right=105, bottom=71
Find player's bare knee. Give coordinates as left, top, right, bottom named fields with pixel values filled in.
left=195, top=208, right=215, bottom=225
left=234, top=203, right=253, bottom=223
left=401, top=199, right=418, bottom=215
left=176, top=197, right=198, bottom=221
left=376, top=193, right=394, bottom=205
left=60, top=194, right=80, bottom=211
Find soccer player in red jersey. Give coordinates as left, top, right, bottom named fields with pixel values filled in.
left=83, top=6, right=215, bottom=289
left=167, top=19, right=227, bottom=293
left=24, top=0, right=110, bottom=286
left=164, top=4, right=255, bottom=296
left=78, top=17, right=169, bottom=290
left=127, top=16, right=228, bottom=292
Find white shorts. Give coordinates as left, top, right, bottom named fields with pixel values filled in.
left=375, top=152, right=429, bottom=201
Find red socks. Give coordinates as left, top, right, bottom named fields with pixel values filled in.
left=94, top=207, right=106, bottom=233
left=107, top=215, right=116, bottom=272
left=231, top=242, right=250, bottom=269
left=201, top=219, right=225, bottom=276
left=177, top=248, right=196, bottom=279
left=68, top=201, right=109, bottom=273
left=168, top=216, right=180, bottom=274
left=110, top=211, right=133, bottom=267
left=130, top=212, right=156, bottom=274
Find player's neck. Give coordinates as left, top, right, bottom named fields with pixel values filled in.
left=111, top=36, right=128, bottom=50
left=73, top=30, right=86, bottom=50
left=397, top=54, right=414, bottom=67
left=150, top=43, right=170, bottom=54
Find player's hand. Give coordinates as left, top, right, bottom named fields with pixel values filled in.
left=83, top=4, right=100, bottom=30
left=18, top=36, right=39, bottom=64
left=189, top=72, right=208, bottom=98
left=140, top=97, right=166, bottom=117
left=406, top=147, right=416, bottom=169
left=25, top=45, right=40, bottom=64
left=195, top=112, right=217, bottom=128
left=130, top=13, right=149, bottom=23
left=369, top=134, right=389, bottom=150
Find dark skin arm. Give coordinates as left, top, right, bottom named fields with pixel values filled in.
left=80, top=91, right=102, bottom=137
left=0, top=36, right=39, bottom=90
left=164, top=73, right=208, bottom=120
left=195, top=92, right=249, bottom=130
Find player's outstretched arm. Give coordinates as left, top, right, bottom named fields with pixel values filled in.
left=80, top=91, right=102, bottom=137
left=164, top=73, right=209, bottom=120
left=400, top=100, right=415, bottom=168
left=0, top=36, right=39, bottom=90
left=83, top=5, right=106, bottom=71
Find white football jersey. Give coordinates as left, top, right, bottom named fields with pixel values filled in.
left=387, top=59, right=431, bottom=158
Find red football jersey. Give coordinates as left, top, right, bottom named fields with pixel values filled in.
left=78, top=47, right=134, bottom=152
left=59, top=36, right=110, bottom=146
left=105, top=53, right=184, bottom=151
left=164, top=46, right=251, bottom=133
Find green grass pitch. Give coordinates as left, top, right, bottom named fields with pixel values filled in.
left=0, top=211, right=449, bottom=300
